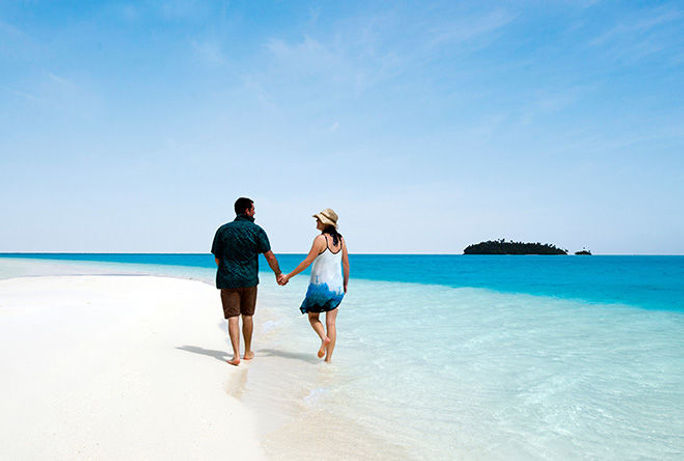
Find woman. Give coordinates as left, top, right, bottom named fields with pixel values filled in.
left=280, top=208, right=349, bottom=362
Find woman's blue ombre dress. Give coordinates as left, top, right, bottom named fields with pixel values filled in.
left=300, top=244, right=344, bottom=314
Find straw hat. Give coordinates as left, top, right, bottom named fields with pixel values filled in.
left=313, top=208, right=339, bottom=228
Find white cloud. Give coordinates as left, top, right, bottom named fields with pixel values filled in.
left=427, top=9, right=515, bottom=48
left=0, top=19, right=24, bottom=37
left=590, top=8, right=681, bottom=46
left=191, top=39, right=227, bottom=65
left=47, top=72, right=73, bottom=87
left=516, top=86, right=592, bottom=125
left=158, top=0, right=209, bottom=21
left=588, top=5, right=683, bottom=63
left=6, top=87, right=41, bottom=103
left=252, top=6, right=517, bottom=103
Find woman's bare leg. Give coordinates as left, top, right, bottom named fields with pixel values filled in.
left=324, top=308, right=338, bottom=362
left=308, top=312, right=330, bottom=358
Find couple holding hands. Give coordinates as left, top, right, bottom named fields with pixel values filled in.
left=212, top=197, right=350, bottom=365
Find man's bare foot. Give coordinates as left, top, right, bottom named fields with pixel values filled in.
left=243, top=351, right=255, bottom=360
left=318, top=337, right=331, bottom=358
left=227, top=357, right=240, bottom=366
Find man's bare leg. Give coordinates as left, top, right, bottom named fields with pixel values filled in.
left=308, top=312, right=330, bottom=358
left=324, top=308, right=338, bottom=363
left=242, top=314, right=254, bottom=360
left=227, top=316, right=241, bottom=365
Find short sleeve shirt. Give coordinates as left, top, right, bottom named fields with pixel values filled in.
left=211, top=215, right=271, bottom=289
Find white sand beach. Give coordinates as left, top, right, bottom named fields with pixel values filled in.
left=0, top=275, right=265, bottom=460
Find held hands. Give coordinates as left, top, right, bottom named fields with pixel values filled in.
left=277, top=273, right=289, bottom=286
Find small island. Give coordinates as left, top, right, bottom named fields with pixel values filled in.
left=463, top=239, right=568, bottom=255
left=575, top=248, right=592, bottom=255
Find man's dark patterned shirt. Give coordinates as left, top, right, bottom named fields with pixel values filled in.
left=211, top=215, right=271, bottom=289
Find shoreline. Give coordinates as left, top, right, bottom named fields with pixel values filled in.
left=0, top=275, right=265, bottom=460
left=0, top=267, right=417, bottom=460
left=3, top=254, right=683, bottom=314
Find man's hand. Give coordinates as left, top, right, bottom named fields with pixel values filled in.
left=277, top=273, right=289, bottom=286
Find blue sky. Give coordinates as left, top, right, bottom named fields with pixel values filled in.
left=1, top=1, right=682, bottom=254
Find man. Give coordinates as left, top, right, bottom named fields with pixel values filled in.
left=211, top=197, right=283, bottom=366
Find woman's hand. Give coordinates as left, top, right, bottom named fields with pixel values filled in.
left=343, top=282, right=348, bottom=293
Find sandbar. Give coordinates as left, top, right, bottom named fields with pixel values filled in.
left=0, top=275, right=265, bottom=460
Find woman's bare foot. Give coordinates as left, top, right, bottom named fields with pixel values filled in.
left=227, top=357, right=240, bottom=366
left=318, top=337, right=331, bottom=358
left=243, top=351, right=254, bottom=360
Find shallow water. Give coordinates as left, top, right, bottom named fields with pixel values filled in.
left=252, top=279, right=684, bottom=460
left=1, top=256, right=683, bottom=459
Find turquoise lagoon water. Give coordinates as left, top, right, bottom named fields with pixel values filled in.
left=1, top=254, right=683, bottom=459
left=3, top=253, right=682, bottom=311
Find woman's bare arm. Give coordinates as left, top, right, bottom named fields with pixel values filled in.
left=342, top=237, right=350, bottom=293
left=284, top=235, right=326, bottom=282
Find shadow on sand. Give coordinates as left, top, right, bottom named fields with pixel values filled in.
left=176, top=345, right=228, bottom=363
left=177, top=345, right=321, bottom=365
left=257, top=348, right=320, bottom=364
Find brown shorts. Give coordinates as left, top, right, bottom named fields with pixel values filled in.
left=220, top=286, right=257, bottom=318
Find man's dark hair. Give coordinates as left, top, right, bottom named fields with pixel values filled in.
left=234, top=197, right=254, bottom=215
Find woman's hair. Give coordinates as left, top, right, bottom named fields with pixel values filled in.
left=322, top=224, right=343, bottom=246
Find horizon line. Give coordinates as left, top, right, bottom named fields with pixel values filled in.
left=1, top=252, right=683, bottom=256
